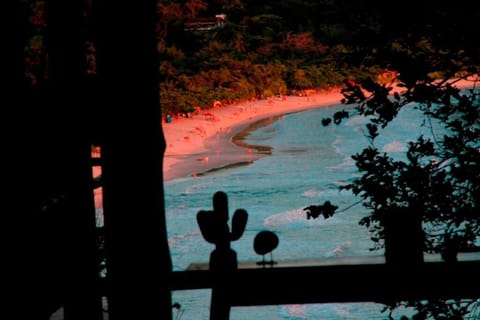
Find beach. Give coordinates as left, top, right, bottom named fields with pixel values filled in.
left=88, top=76, right=478, bottom=210
left=161, top=76, right=480, bottom=181
left=162, top=90, right=345, bottom=181
left=91, top=90, right=345, bottom=209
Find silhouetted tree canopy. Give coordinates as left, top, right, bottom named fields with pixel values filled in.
left=305, top=3, right=480, bottom=318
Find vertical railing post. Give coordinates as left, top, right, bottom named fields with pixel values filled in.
left=384, top=207, right=424, bottom=266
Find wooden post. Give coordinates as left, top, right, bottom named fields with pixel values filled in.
left=46, top=0, right=103, bottom=318
left=95, top=0, right=173, bottom=319
left=384, top=207, right=424, bottom=266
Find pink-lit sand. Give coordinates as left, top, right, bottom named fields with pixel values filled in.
left=92, top=90, right=345, bottom=208
left=162, top=90, right=344, bottom=181
left=161, top=76, right=479, bottom=181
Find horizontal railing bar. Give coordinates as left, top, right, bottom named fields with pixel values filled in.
left=168, top=260, right=480, bottom=306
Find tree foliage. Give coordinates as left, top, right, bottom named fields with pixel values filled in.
left=306, top=6, right=480, bottom=317
left=155, top=0, right=382, bottom=116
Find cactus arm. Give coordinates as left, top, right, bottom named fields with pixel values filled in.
left=230, top=209, right=248, bottom=241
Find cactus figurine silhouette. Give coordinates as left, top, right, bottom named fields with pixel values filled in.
left=197, top=191, right=248, bottom=271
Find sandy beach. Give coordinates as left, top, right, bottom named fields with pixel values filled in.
left=162, top=90, right=345, bottom=181
left=161, top=75, right=480, bottom=181
left=91, top=89, right=345, bottom=208
left=90, top=76, right=477, bottom=209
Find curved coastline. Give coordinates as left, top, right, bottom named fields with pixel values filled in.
left=162, top=96, right=345, bottom=181
left=231, top=114, right=285, bottom=154
left=159, top=77, right=479, bottom=181
left=162, top=114, right=279, bottom=181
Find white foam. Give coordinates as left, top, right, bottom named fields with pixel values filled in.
left=264, top=207, right=336, bottom=227
left=327, top=155, right=355, bottom=171
left=324, top=241, right=352, bottom=258
left=168, top=231, right=201, bottom=246
left=345, top=114, right=369, bottom=128
left=264, top=208, right=307, bottom=226
left=302, top=189, right=323, bottom=198
left=382, top=140, right=405, bottom=153
left=284, top=304, right=307, bottom=318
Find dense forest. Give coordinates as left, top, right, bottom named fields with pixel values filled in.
left=23, top=0, right=478, bottom=116
left=156, top=0, right=388, bottom=116
left=155, top=0, right=480, bottom=117
left=23, top=0, right=427, bottom=116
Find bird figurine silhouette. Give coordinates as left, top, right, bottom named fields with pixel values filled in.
left=253, top=230, right=279, bottom=267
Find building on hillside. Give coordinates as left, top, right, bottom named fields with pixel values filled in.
left=184, top=14, right=226, bottom=31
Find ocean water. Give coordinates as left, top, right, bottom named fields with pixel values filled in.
left=164, top=102, right=439, bottom=320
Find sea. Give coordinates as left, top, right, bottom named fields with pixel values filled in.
left=163, top=102, right=448, bottom=320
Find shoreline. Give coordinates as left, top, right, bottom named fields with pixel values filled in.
left=89, top=77, right=478, bottom=209
left=161, top=76, right=480, bottom=182
left=162, top=90, right=345, bottom=181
